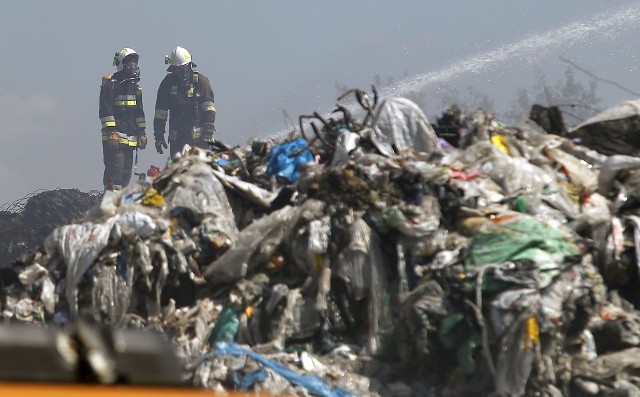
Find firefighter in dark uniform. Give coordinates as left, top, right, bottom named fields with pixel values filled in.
left=99, top=48, right=147, bottom=190
left=153, top=46, right=216, bottom=156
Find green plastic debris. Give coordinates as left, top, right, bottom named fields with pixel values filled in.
left=209, top=306, right=240, bottom=344
left=515, top=196, right=527, bottom=213
left=465, top=218, right=578, bottom=270
left=438, top=313, right=465, bottom=350
left=438, top=313, right=481, bottom=374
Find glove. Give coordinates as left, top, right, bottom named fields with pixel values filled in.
left=202, top=123, right=216, bottom=136
left=200, top=123, right=216, bottom=146
left=107, top=132, right=119, bottom=148
left=154, top=134, right=168, bottom=154
left=138, top=134, right=147, bottom=150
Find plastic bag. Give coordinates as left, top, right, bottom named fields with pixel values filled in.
left=265, top=138, right=314, bottom=183
left=598, top=155, right=640, bottom=196
left=44, top=218, right=118, bottom=316
left=163, top=160, right=238, bottom=242
left=371, top=97, right=442, bottom=156
left=204, top=205, right=303, bottom=286
left=465, top=215, right=578, bottom=271
left=308, top=217, right=331, bottom=254
left=212, top=169, right=278, bottom=208
left=116, top=211, right=157, bottom=238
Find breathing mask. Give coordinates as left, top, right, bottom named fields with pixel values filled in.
left=123, top=60, right=140, bottom=80
left=173, top=63, right=192, bottom=92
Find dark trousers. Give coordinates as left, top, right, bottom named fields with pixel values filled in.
left=103, top=143, right=134, bottom=189
left=169, top=131, right=195, bottom=157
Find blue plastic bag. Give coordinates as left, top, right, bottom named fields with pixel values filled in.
left=265, top=138, right=314, bottom=183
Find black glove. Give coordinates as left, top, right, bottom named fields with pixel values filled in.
left=196, top=123, right=215, bottom=147
left=203, top=123, right=215, bottom=137
left=154, top=134, right=168, bottom=154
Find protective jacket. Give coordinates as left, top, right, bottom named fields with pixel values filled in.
left=99, top=70, right=146, bottom=146
left=154, top=71, right=216, bottom=154
left=99, top=70, right=146, bottom=190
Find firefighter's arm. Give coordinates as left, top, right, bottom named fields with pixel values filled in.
left=135, top=85, right=147, bottom=149
left=135, top=85, right=146, bottom=134
left=198, top=74, right=216, bottom=138
left=99, top=76, right=119, bottom=148
left=99, top=75, right=117, bottom=134
left=153, top=78, right=170, bottom=154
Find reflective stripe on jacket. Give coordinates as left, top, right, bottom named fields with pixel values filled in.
left=99, top=72, right=146, bottom=138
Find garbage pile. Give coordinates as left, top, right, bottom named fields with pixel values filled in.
left=0, top=189, right=101, bottom=267
left=6, top=88, right=640, bottom=396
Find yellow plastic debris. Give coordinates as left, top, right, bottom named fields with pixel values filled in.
left=141, top=188, right=165, bottom=207
left=523, top=316, right=540, bottom=349
left=490, top=133, right=510, bottom=155
left=313, top=253, right=325, bottom=272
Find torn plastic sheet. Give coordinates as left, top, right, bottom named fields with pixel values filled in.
left=598, top=155, right=640, bottom=196
left=88, top=259, right=132, bottom=325
left=18, top=263, right=48, bottom=286
left=44, top=217, right=118, bottom=316
left=568, top=99, right=640, bottom=156
left=571, top=99, right=640, bottom=131
left=211, top=341, right=355, bottom=397
left=331, top=130, right=361, bottom=166
left=490, top=288, right=539, bottom=338
left=544, top=146, right=598, bottom=194
left=376, top=205, right=439, bottom=237
left=308, top=217, right=331, bottom=254
left=371, top=97, right=442, bottom=157
left=332, top=217, right=388, bottom=354
left=211, top=169, right=278, bottom=208
left=493, top=305, right=539, bottom=397
left=465, top=216, right=578, bottom=271
left=163, top=160, right=238, bottom=241
left=40, top=277, right=56, bottom=315
left=116, top=211, right=158, bottom=239
left=500, top=155, right=553, bottom=199
left=204, top=205, right=303, bottom=286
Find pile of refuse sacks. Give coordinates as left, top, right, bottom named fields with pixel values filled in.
left=7, top=88, right=640, bottom=396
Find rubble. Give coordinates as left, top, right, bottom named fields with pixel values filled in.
left=5, top=90, right=640, bottom=396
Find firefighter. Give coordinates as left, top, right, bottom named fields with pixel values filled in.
left=153, top=46, right=217, bottom=156
left=98, top=48, right=147, bottom=191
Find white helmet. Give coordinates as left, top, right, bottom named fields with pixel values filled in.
left=113, top=48, right=139, bottom=71
left=165, top=46, right=193, bottom=67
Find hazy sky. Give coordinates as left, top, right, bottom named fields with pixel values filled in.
left=1, top=1, right=640, bottom=205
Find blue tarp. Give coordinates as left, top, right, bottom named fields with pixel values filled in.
left=211, top=341, right=355, bottom=397
left=265, top=138, right=314, bottom=183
